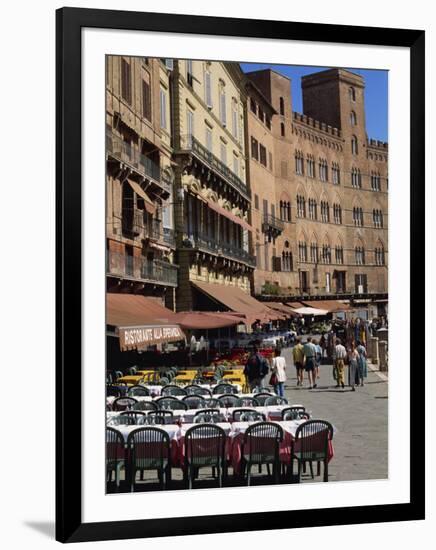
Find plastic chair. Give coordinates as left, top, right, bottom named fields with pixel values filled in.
left=213, top=384, right=238, bottom=395
left=182, top=395, right=208, bottom=409
left=156, top=397, right=188, bottom=411
left=185, top=385, right=212, bottom=397
left=184, top=424, right=227, bottom=489
left=236, top=396, right=260, bottom=407
left=113, top=397, right=138, bottom=411
left=251, top=392, right=275, bottom=406
left=143, top=410, right=174, bottom=425
left=264, top=396, right=288, bottom=406
left=291, top=420, right=334, bottom=482
left=132, top=400, right=158, bottom=412
left=111, top=410, right=146, bottom=425
left=203, top=398, right=221, bottom=408
left=217, top=394, right=239, bottom=408
left=281, top=406, right=306, bottom=420
left=128, top=385, right=150, bottom=397
left=242, top=422, right=283, bottom=485
left=106, top=427, right=125, bottom=489
left=161, top=385, right=188, bottom=397
left=193, top=409, right=227, bottom=423
left=232, top=408, right=266, bottom=422
left=126, top=427, right=171, bottom=490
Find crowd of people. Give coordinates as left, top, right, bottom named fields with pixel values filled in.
left=243, top=328, right=369, bottom=394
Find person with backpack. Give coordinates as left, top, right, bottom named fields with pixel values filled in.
left=244, top=346, right=269, bottom=391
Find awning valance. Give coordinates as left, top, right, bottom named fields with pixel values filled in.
left=106, top=294, right=185, bottom=350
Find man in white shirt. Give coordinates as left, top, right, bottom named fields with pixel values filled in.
left=332, top=338, right=347, bottom=389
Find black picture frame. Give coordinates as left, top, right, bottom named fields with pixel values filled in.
left=56, top=7, right=425, bottom=543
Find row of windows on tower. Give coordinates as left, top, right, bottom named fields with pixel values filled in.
left=297, top=242, right=385, bottom=266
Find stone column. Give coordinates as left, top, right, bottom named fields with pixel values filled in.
left=369, top=336, right=379, bottom=365
left=379, top=341, right=388, bottom=372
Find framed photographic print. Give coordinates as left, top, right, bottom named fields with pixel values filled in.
left=56, top=7, right=425, bottom=543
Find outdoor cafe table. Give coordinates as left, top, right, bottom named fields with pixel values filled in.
left=107, top=418, right=334, bottom=475
left=107, top=403, right=307, bottom=425
left=228, top=420, right=335, bottom=474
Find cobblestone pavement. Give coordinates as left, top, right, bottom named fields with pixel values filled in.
left=108, top=347, right=388, bottom=492
left=280, top=346, right=388, bottom=482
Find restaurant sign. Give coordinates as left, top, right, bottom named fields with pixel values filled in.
left=118, top=324, right=185, bottom=351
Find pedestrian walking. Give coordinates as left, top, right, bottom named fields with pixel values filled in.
left=270, top=348, right=287, bottom=397
left=303, top=337, right=317, bottom=389
left=244, top=346, right=269, bottom=391
left=347, top=342, right=359, bottom=390
left=292, top=338, right=305, bottom=387
left=332, top=338, right=347, bottom=389
left=314, top=338, right=322, bottom=380
left=356, top=340, right=368, bottom=386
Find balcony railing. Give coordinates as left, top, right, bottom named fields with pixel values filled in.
left=185, top=231, right=256, bottom=267
left=106, top=130, right=170, bottom=193
left=107, top=251, right=178, bottom=286
left=262, top=213, right=285, bottom=233
left=179, top=134, right=250, bottom=200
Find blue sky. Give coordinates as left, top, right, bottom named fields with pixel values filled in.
left=240, top=63, right=388, bottom=142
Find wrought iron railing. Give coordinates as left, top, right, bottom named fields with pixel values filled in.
left=107, top=251, right=178, bottom=286
left=262, top=213, right=285, bottom=233
left=185, top=231, right=256, bottom=266
left=179, top=134, right=250, bottom=200
left=106, top=130, right=170, bottom=193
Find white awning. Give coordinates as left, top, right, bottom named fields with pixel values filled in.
left=292, top=306, right=328, bottom=316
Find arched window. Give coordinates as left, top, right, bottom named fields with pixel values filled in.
left=333, top=203, right=342, bottom=224
left=295, top=150, right=304, bottom=175
left=279, top=96, right=285, bottom=115
left=351, top=135, right=358, bottom=155
left=321, top=201, right=330, bottom=223
left=375, top=245, right=385, bottom=265
left=355, top=246, right=365, bottom=265
left=280, top=122, right=285, bottom=137
left=297, top=195, right=306, bottom=218
left=335, top=245, right=344, bottom=264
left=350, top=111, right=357, bottom=125
left=349, top=87, right=356, bottom=101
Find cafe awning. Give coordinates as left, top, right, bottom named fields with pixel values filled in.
left=174, top=311, right=245, bottom=330
left=106, top=294, right=185, bottom=350
left=291, top=306, right=329, bottom=316
left=267, top=302, right=299, bottom=316
left=301, top=300, right=351, bottom=313
left=191, top=281, right=281, bottom=324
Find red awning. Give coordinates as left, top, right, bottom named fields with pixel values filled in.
left=106, top=294, right=185, bottom=350
left=206, top=200, right=252, bottom=232
left=174, top=311, right=245, bottom=330
left=191, top=281, right=280, bottom=324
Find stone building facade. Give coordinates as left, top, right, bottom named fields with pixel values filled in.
left=170, top=60, right=255, bottom=311
left=105, top=58, right=388, bottom=310
left=246, top=68, right=388, bottom=300
left=105, top=56, right=177, bottom=306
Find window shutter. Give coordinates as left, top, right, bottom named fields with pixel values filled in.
left=205, top=72, right=212, bottom=108
left=232, top=108, right=238, bottom=139
left=220, top=91, right=226, bottom=125
left=142, top=80, right=151, bottom=121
